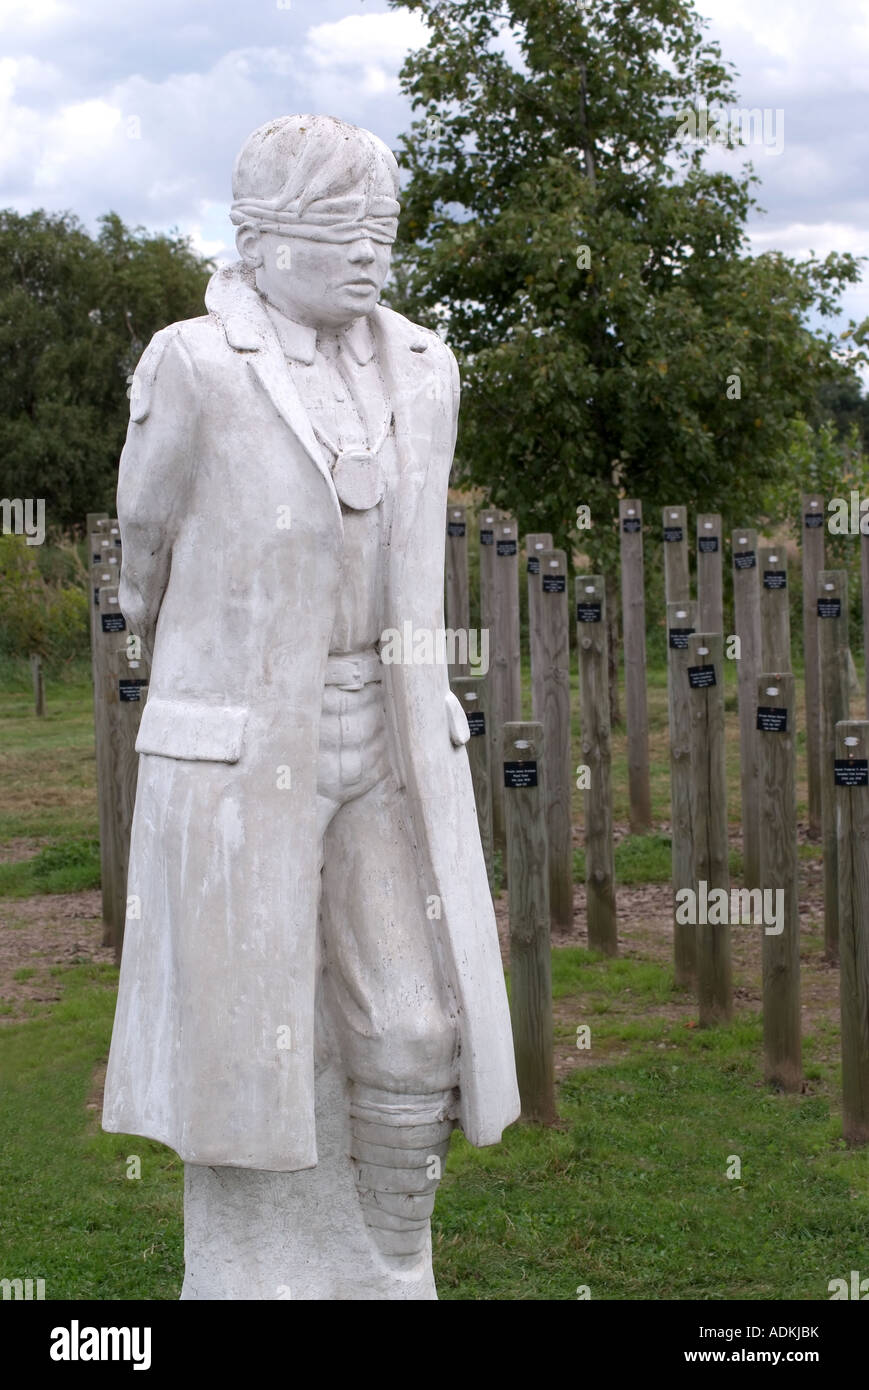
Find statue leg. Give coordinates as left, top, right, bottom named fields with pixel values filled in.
left=319, top=770, right=459, bottom=1274
left=347, top=1086, right=455, bottom=1270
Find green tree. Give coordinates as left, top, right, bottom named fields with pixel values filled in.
left=813, top=375, right=869, bottom=453
left=0, top=534, right=89, bottom=663
left=387, top=0, right=867, bottom=566
left=0, top=210, right=213, bottom=529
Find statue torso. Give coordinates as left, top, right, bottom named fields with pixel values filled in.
left=265, top=301, right=397, bottom=655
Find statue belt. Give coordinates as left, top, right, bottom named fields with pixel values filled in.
left=323, top=650, right=383, bottom=691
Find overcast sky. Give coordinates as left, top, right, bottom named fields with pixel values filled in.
left=1, top=0, right=866, bottom=367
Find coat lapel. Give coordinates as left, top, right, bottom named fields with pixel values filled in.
left=205, top=264, right=344, bottom=532
left=246, top=347, right=344, bottom=532
left=369, top=306, right=432, bottom=543
left=203, top=266, right=438, bottom=540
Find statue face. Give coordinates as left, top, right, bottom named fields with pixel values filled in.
left=231, top=122, right=400, bottom=332
left=253, top=226, right=391, bottom=330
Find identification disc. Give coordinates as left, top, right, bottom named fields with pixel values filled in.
left=331, top=450, right=386, bottom=511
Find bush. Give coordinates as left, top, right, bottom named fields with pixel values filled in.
left=0, top=534, right=89, bottom=662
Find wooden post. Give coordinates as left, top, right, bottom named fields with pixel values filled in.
left=89, top=530, right=120, bottom=648
left=490, top=513, right=521, bottom=865
left=862, top=533, right=869, bottom=718
left=759, top=544, right=790, bottom=672
left=86, top=513, right=109, bottom=579
left=667, top=599, right=697, bottom=987
left=662, top=505, right=690, bottom=605
left=536, top=549, right=573, bottom=931
left=526, top=532, right=553, bottom=720
left=108, top=640, right=150, bottom=961
left=697, top=513, right=723, bottom=635
left=835, top=720, right=869, bottom=1144
left=445, top=504, right=470, bottom=678
left=89, top=530, right=119, bottom=623
left=451, top=675, right=495, bottom=892
left=90, top=536, right=121, bottom=946
left=503, top=720, right=555, bottom=1124
left=576, top=575, right=617, bottom=955
left=95, top=584, right=128, bottom=947
left=479, top=508, right=500, bottom=849
left=756, top=672, right=801, bottom=1091
left=619, top=499, right=651, bottom=832
left=687, top=632, right=732, bottom=1026
left=29, top=654, right=45, bottom=717
left=492, top=515, right=521, bottom=729
left=818, top=569, right=849, bottom=963
left=478, top=507, right=497, bottom=634
left=732, top=529, right=762, bottom=889
left=848, top=647, right=861, bottom=701
left=85, top=511, right=109, bottom=604
left=802, top=496, right=825, bottom=838
left=605, top=571, right=621, bottom=727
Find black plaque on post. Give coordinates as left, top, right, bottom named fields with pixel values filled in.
left=504, top=761, right=538, bottom=788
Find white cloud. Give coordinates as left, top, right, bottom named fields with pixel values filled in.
left=35, top=99, right=124, bottom=191
left=301, top=10, right=429, bottom=104
left=187, top=225, right=229, bottom=260
left=698, top=0, right=869, bottom=96
left=747, top=220, right=868, bottom=262
left=0, top=0, right=863, bottom=378
left=304, top=12, right=429, bottom=69
left=0, top=0, right=73, bottom=36
left=0, top=7, right=434, bottom=228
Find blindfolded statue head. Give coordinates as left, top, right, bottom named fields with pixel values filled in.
left=231, top=115, right=400, bottom=331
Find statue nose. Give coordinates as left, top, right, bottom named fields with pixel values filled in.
left=349, top=238, right=376, bottom=262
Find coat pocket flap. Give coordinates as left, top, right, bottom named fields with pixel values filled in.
left=135, top=697, right=249, bottom=763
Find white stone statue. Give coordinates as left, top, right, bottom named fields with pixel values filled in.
left=101, top=114, right=519, bottom=1300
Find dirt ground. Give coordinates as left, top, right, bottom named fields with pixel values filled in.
left=0, top=823, right=834, bottom=1090
left=491, top=821, right=832, bottom=1080
left=0, top=888, right=113, bottom=1018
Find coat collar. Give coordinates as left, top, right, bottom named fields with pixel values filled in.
left=263, top=302, right=376, bottom=367
left=203, top=262, right=431, bottom=536
left=204, top=262, right=374, bottom=363
left=204, top=262, right=267, bottom=351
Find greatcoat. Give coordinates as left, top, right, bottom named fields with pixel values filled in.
left=101, top=262, right=520, bottom=1170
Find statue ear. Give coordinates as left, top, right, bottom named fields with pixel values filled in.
left=236, top=225, right=264, bottom=267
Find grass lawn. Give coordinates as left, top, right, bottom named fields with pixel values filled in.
left=1, top=951, right=867, bottom=1300
left=1, top=655, right=867, bottom=1300
left=0, top=662, right=98, bottom=846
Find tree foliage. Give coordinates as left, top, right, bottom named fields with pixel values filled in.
left=0, top=534, right=88, bottom=662
left=0, top=210, right=213, bottom=529
left=387, top=0, right=867, bottom=563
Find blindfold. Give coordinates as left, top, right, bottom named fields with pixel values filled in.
left=230, top=193, right=400, bottom=245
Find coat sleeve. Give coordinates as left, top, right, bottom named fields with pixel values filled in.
left=447, top=343, right=461, bottom=462
left=116, top=326, right=198, bottom=659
